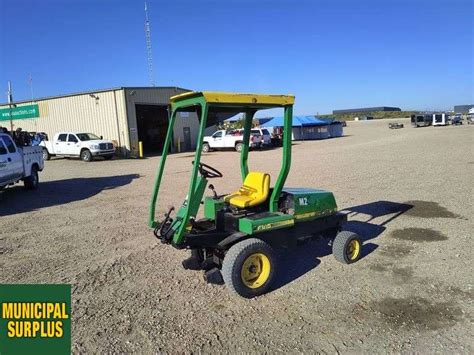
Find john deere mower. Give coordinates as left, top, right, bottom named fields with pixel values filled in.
left=149, top=92, right=362, bottom=298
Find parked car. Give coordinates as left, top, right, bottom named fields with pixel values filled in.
left=40, top=132, right=115, bottom=162
left=252, top=128, right=272, bottom=146
left=0, top=133, right=44, bottom=190
left=202, top=129, right=262, bottom=152
left=451, top=114, right=463, bottom=125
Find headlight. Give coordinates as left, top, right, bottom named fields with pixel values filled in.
left=90, top=144, right=99, bottom=150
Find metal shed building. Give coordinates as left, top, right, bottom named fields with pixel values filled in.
left=0, top=87, right=201, bottom=157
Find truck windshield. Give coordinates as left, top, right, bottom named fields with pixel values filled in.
left=77, top=133, right=100, bottom=141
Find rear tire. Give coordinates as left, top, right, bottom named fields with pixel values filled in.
left=235, top=142, right=243, bottom=152
left=42, top=148, right=50, bottom=161
left=333, top=231, right=362, bottom=264
left=202, top=143, right=210, bottom=153
left=222, top=238, right=276, bottom=298
left=24, top=165, right=39, bottom=190
left=80, top=149, right=93, bottom=162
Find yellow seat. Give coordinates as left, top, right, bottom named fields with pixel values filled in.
left=224, top=172, right=270, bottom=208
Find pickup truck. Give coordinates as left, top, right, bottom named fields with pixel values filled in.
left=40, top=132, right=115, bottom=162
left=0, top=133, right=44, bottom=190
left=202, top=129, right=262, bottom=152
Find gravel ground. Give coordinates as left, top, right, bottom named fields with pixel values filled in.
left=1, top=118, right=472, bottom=353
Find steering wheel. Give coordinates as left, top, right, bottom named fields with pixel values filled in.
left=192, top=161, right=223, bottom=178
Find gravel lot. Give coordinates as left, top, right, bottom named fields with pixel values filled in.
left=1, top=118, right=472, bottom=353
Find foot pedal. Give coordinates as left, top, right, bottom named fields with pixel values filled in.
left=203, top=267, right=224, bottom=285
left=182, top=256, right=202, bottom=270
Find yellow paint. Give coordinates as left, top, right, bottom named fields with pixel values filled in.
left=255, top=219, right=294, bottom=232
left=347, top=239, right=361, bottom=261
left=138, top=141, right=144, bottom=158
left=240, top=253, right=271, bottom=289
left=294, top=208, right=337, bottom=220
left=170, top=91, right=295, bottom=106
left=225, top=172, right=270, bottom=208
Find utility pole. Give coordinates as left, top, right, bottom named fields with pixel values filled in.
left=144, top=1, right=155, bottom=87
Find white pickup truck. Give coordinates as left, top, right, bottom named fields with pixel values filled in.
left=202, top=129, right=262, bottom=152
left=40, top=132, right=115, bottom=162
left=0, top=133, right=44, bottom=190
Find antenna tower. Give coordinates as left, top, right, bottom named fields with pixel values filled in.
left=144, top=1, right=155, bottom=86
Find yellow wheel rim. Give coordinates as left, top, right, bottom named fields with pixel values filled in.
left=240, top=253, right=271, bottom=289
left=347, top=239, right=361, bottom=261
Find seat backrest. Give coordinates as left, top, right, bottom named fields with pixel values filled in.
left=243, top=172, right=270, bottom=200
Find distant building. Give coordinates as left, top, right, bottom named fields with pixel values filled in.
left=333, top=106, right=401, bottom=115
left=453, top=105, right=474, bottom=114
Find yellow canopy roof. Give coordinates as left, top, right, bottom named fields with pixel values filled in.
left=170, top=91, right=295, bottom=106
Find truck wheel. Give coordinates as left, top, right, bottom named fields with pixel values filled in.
left=80, top=149, right=93, bottom=162
left=202, top=143, right=210, bottom=153
left=222, top=238, right=276, bottom=298
left=42, top=148, right=50, bottom=161
left=24, top=165, right=39, bottom=190
left=333, top=231, right=362, bottom=264
left=235, top=142, right=243, bottom=152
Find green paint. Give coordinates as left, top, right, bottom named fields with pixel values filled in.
left=0, top=104, right=39, bottom=121
left=270, top=105, right=293, bottom=212
left=239, top=111, right=254, bottom=181
left=239, top=213, right=294, bottom=234
left=204, top=197, right=225, bottom=220
left=0, top=284, right=71, bottom=355
left=173, top=174, right=207, bottom=244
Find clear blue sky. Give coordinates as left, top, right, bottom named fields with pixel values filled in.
left=1, top=0, right=472, bottom=114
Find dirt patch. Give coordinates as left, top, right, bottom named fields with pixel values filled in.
left=404, top=200, right=461, bottom=219
left=391, top=228, right=448, bottom=242
left=373, top=297, right=463, bottom=330
left=379, top=243, right=413, bottom=258
left=369, top=264, right=389, bottom=272
left=392, top=267, right=414, bottom=283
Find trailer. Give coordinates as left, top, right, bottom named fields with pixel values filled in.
left=433, top=113, right=449, bottom=126
left=411, top=114, right=432, bottom=127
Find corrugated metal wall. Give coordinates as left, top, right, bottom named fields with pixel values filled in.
left=124, top=87, right=200, bottom=155
left=0, top=89, right=130, bottom=155
left=0, top=87, right=203, bottom=157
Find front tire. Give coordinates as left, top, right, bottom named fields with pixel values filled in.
left=333, top=231, right=362, bottom=264
left=235, top=142, right=244, bottom=152
left=80, top=149, right=93, bottom=162
left=222, top=238, right=276, bottom=298
left=24, top=165, right=39, bottom=190
left=42, top=148, right=50, bottom=161
left=202, top=143, right=210, bottom=153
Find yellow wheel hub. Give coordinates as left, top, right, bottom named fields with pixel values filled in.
left=347, top=239, right=361, bottom=261
left=240, top=253, right=271, bottom=289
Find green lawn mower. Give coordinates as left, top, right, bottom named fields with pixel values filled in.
left=149, top=92, right=362, bottom=298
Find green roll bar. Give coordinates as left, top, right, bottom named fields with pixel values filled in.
left=148, top=92, right=294, bottom=238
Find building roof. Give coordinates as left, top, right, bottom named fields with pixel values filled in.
left=333, top=106, right=401, bottom=114
left=0, top=86, right=190, bottom=106
left=170, top=91, right=295, bottom=107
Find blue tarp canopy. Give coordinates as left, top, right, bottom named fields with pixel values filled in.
left=263, top=115, right=330, bottom=127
